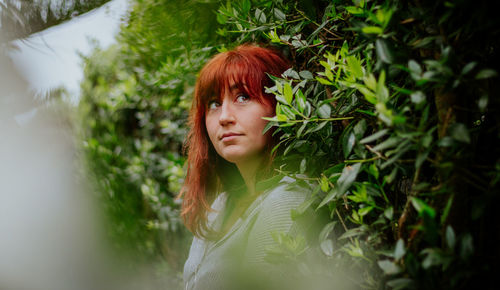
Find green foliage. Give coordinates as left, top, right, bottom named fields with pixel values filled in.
left=78, top=0, right=222, bottom=278
left=78, top=0, right=500, bottom=288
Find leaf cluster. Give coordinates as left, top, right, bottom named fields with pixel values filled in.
left=77, top=0, right=500, bottom=288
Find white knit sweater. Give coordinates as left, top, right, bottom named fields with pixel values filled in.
left=183, top=177, right=309, bottom=290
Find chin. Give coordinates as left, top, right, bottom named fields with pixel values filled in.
left=220, top=154, right=247, bottom=164
left=219, top=149, right=252, bottom=164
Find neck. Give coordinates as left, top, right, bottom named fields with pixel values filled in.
left=236, top=157, right=264, bottom=196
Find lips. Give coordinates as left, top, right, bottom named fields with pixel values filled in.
left=220, top=132, right=243, bottom=140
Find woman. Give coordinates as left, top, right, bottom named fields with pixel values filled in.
left=180, top=44, right=317, bottom=290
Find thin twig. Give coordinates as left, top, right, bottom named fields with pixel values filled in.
left=336, top=208, right=354, bottom=244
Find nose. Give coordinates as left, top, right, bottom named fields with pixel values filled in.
left=219, top=100, right=235, bottom=126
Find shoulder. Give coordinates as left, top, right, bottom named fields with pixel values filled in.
left=250, top=175, right=314, bottom=235
left=259, top=176, right=311, bottom=214
left=244, top=176, right=313, bottom=264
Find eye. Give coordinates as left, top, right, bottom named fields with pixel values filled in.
left=208, top=100, right=220, bottom=110
left=235, top=94, right=250, bottom=103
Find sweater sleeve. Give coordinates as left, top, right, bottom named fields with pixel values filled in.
left=244, top=183, right=308, bottom=265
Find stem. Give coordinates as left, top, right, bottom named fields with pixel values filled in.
left=295, top=8, right=343, bottom=39
left=344, top=156, right=380, bottom=163
left=277, top=116, right=355, bottom=123
left=397, top=166, right=421, bottom=240
left=336, top=208, right=354, bottom=244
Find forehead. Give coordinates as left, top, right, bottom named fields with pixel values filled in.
left=203, top=70, right=252, bottom=102
left=195, top=51, right=273, bottom=109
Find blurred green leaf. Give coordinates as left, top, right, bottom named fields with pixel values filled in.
left=318, top=103, right=331, bottom=118
left=255, top=8, right=267, bottom=23
left=376, top=39, right=394, bottom=64
left=450, top=123, right=470, bottom=144
left=411, top=197, right=436, bottom=218
left=475, top=69, right=498, bottom=79
left=378, top=259, right=402, bottom=275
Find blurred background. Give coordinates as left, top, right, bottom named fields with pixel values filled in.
left=1, top=0, right=219, bottom=289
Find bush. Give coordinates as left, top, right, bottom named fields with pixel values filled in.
left=79, top=0, right=500, bottom=288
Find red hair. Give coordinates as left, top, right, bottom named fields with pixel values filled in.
left=179, top=44, right=290, bottom=238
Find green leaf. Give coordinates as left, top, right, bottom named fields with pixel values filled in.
left=300, top=158, right=306, bottom=173
left=384, top=206, right=393, bottom=219
left=394, top=239, right=406, bottom=260
left=411, top=91, right=426, bottom=106
left=319, top=222, right=336, bottom=244
left=386, top=278, right=413, bottom=289
left=478, top=95, right=488, bottom=112
left=338, top=227, right=364, bottom=240
left=255, top=8, right=267, bottom=23
left=460, top=233, right=474, bottom=259
left=450, top=123, right=470, bottom=143
left=408, top=60, right=422, bottom=76
left=276, top=114, right=287, bottom=121
left=411, top=197, right=436, bottom=218
left=255, top=174, right=285, bottom=192
left=378, top=260, right=402, bottom=275
left=358, top=206, right=373, bottom=216
left=372, top=137, right=400, bottom=152
left=368, top=163, right=379, bottom=179
left=446, top=225, right=456, bottom=250
left=363, top=74, right=377, bottom=91
left=376, top=39, right=395, bottom=64
left=318, top=104, right=331, bottom=118
left=262, top=120, right=276, bottom=134
left=241, top=0, right=251, bottom=13
left=440, top=195, right=454, bottom=225
left=296, top=89, right=306, bottom=113
left=283, top=82, right=293, bottom=104
left=320, top=60, right=331, bottom=69
left=280, top=105, right=296, bottom=120
left=306, top=120, right=328, bottom=134
left=345, top=6, right=364, bottom=15
left=275, top=95, right=288, bottom=104
left=304, top=101, right=312, bottom=117
left=283, top=68, right=300, bottom=79
left=299, top=70, right=314, bottom=79
left=360, top=129, right=389, bottom=144
left=216, top=12, right=228, bottom=24
left=353, top=119, right=367, bottom=138
left=415, top=150, right=429, bottom=169
left=320, top=175, right=329, bottom=192
left=357, top=86, right=377, bottom=104
left=362, top=26, right=383, bottom=34
left=293, top=196, right=316, bottom=218
left=319, top=163, right=361, bottom=207
left=273, top=8, right=286, bottom=21
left=461, top=61, right=477, bottom=75
left=421, top=249, right=444, bottom=269
left=316, top=77, right=333, bottom=85
left=324, top=163, right=345, bottom=176
left=320, top=239, right=334, bottom=257
left=475, top=69, right=498, bottom=79
left=347, top=56, right=364, bottom=79
left=343, top=132, right=356, bottom=158
left=376, top=71, right=389, bottom=103
left=296, top=122, right=307, bottom=138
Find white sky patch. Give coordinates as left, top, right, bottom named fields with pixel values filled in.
left=8, top=0, right=129, bottom=103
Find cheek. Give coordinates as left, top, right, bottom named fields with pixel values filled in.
left=205, top=116, right=218, bottom=143
left=249, top=105, right=274, bottom=137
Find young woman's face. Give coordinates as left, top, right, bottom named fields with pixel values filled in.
left=205, top=83, right=274, bottom=166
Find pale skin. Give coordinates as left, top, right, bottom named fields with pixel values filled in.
left=205, top=83, right=274, bottom=229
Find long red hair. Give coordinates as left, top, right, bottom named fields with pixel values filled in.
left=179, top=44, right=290, bottom=238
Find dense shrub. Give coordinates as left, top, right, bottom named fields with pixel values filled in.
left=79, top=0, right=499, bottom=288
